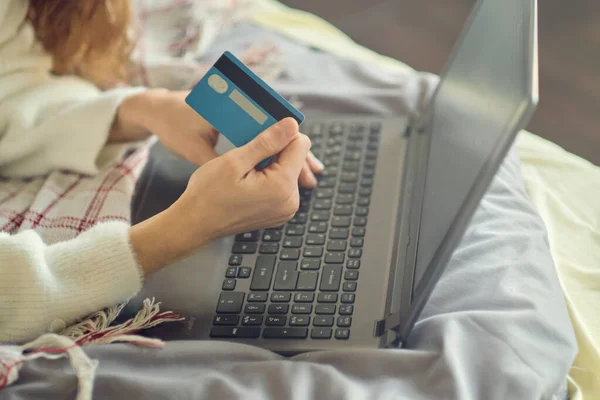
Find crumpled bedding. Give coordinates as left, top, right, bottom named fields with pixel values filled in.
left=250, top=2, right=600, bottom=398
left=1, top=18, right=578, bottom=400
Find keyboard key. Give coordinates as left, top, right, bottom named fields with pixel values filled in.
left=366, top=151, right=378, bottom=161
left=334, top=205, right=353, bottom=216
left=349, top=249, right=362, bottom=258
left=340, top=172, right=359, bottom=182
left=357, top=197, right=370, bottom=206
left=321, top=168, right=338, bottom=178
left=320, top=265, right=342, bottom=291
left=361, top=178, right=374, bottom=187
left=263, top=327, right=307, bottom=338
left=309, top=222, right=328, bottom=233
left=342, top=162, right=360, bottom=172
left=336, top=194, right=354, bottom=205
left=242, top=315, right=263, bottom=326
left=350, top=123, right=366, bottom=133
left=268, top=304, right=289, bottom=314
left=291, top=304, right=313, bottom=314
left=344, top=151, right=362, bottom=161
left=259, top=243, right=279, bottom=254
left=210, top=327, right=260, bottom=338
left=300, top=259, right=321, bottom=270
left=350, top=238, right=364, bottom=248
left=244, top=304, right=266, bottom=314
left=311, top=327, right=333, bottom=339
left=216, top=292, right=244, bottom=313
left=329, top=228, right=349, bottom=239
left=337, top=316, right=352, bottom=327
left=317, top=178, right=337, bottom=188
left=289, top=316, right=311, bottom=326
left=229, top=255, right=242, bottom=266
left=313, top=316, right=335, bottom=327
left=339, top=183, right=357, bottom=194
left=235, top=231, right=260, bottom=242
left=286, top=225, right=305, bottom=236
left=311, top=211, right=330, bottom=222
left=344, top=270, right=359, bottom=281
left=341, top=293, right=356, bottom=304
left=343, top=282, right=357, bottom=292
left=339, top=305, right=354, bottom=315
left=250, top=255, right=276, bottom=291
left=325, top=252, right=345, bottom=264
left=315, top=188, right=334, bottom=199
left=225, top=267, right=238, bottom=278
left=213, top=315, right=239, bottom=326
left=355, top=207, right=369, bottom=217
left=247, top=292, right=268, bottom=302
left=317, top=293, right=338, bottom=303
left=222, top=279, right=236, bottom=290
left=364, top=160, right=377, bottom=168
left=313, top=199, right=332, bottom=210
left=370, top=122, right=382, bottom=133
left=335, top=328, right=350, bottom=340
left=310, top=123, right=323, bottom=136
left=271, top=292, right=292, bottom=302
left=294, top=293, right=315, bottom=303
left=363, top=167, right=375, bottom=177
left=262, top=230, right=283, bottom=242
left=347, top=260, right=361, bottom=269
left=332, top=216, right=351, bottom=228
left=352, top=227, right=366, bottom=237
left=283, top=237, right=303, bottom=248
left=237, top=266, right=252, bottom=278
left=353, top=217, right=367, bottom=227
left=359, top=187, right=372, bottom=197
left=315, top=304, right=336, bottom=315
left=303, top=246, right=323, bottom=258
left=367, top=143, right=379, bottom=151
left=306, top=234, right=326, bottom=245
left=290, top=212, right=308, bottom=224
left=232, top=242, right=258, bottom=254
left=296, top=271, right=319, bottom=291
left=327, top=240, right=347, bottom=252
left=274, top=261, right=299, bottom=290
left=280, top=249, right=300, bottom=261
left=265, top=316, right=287, bottom=326
left=330, top=123, right=344, bottom=135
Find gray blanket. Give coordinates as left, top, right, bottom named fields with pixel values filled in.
left=1, top=23, right=577, bottom=400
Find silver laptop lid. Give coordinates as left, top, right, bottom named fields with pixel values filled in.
left=398, top=0, right=539, bottom=338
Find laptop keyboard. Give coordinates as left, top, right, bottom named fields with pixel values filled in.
left=210, top=121, right=381, bottom=341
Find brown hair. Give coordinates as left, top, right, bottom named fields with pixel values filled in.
left=28, top=0, right=136, bottom=88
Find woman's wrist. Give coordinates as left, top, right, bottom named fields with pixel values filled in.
left=128, top=203, right=215, bottom=277
left=109, top=88, right=169, bottom=143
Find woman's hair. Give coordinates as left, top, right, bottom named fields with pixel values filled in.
left=28, top=0, right=136, bottom=88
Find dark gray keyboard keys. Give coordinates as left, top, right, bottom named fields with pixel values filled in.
left=273, top=261, right=298, bottom=290
left=327, top=240, right=347, bottom=252
left=309, top=222, right=328, bottom=233
left=341, top=293, right=355, bottom=303
left=294, top=293, right=315, bottom=302
left=289, top=316, right=310, bottom=326
left=262, top=230, right=282, bottom=242
left=349, top=249, right=362, bottom=258
left=341, top=172, right=359, bottom=182
left=320, top=265, right=342, bottom=291
left=337, top=316, right=352, bottom=327
left=244, top=304, right=266, bottom=314
left=350, top=238, right=364, bottom=248
left=300, top=259, right=321, bottom=270
left=343, top=282, right=357, bottom=292
left=286, top=225, right=305, bottom=236
left=311, top=328, right=332, bottom=339
left=311, top=211, right=330, bottom=222
left=259, top=243, right=279, bottom=254
left=329, top=228, right=349, bottom=239
left=225, top=267, right=237, bottom=278
left=232, top=242, right=258, bottom=254
left=265, top=316, right=287, bottom=326
left=315, top=304, right=336, bottom=314
left=216, top=292, right=244, bottom=313
left=222, top=279, right=236, bottom=290
left=357, top=197, right=370, bottom=206
left=283, top=237, right=303, bottom=248
left=291, top=304, right=313, bottom=314
left=339, top=305, right=354, bottom=315
left=210, top=327, right=260, bottom=338
left=354, top=217, right=367, bottom=227
left=355, top=207, right=369, bottom=217
left=334, top=205, right=353, bottom=216
left=315, top=188, right=334, bottom=199
left=336, top=194, right=354, bottom=205
left=339, top=183, right=357, bottom=194
left=290, top=212, right=308, bottom=224
left=352, top=227, right=366, bottom=237
left=313, top=315, right=335, bottom=326
left=280, top=249, right=300, bottom=260
left=303, top=246, right=323, bottom=258
left=242, top=315, right=263, bottom=326
left=313, top=199, right=332, bottom=210
left=335, top=328, right=350, bottom=340
left=247, top=292, right=268, bottom=302
left=268, top=304, right=289, bottom=314
left=317, top=293, right=338, bottom=303
left=306, top=234, right=326, bottom=245
left=296, top=271, right=319, bottom=291
left=332, top=216, right=351, bottom=228
left=213, top=315, right=239, bottom=325
left=237, top=267, right=252, bottom=278
left=325, top=252, right=345, bottom=264
left=271, top=292, right=292, bottom=302
left=235, top=231, right=260, bottom=242
left=263, top=327, right=308, bottom=339
left=344, top=270, right=359, bottom=281
left=250, top=255, right=276, bottom=291
left=229, top=255, right=242, bottom=266
left=347, top=260, right=361, bottom=269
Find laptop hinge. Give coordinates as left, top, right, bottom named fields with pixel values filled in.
left=374, top=312, right=403, bottom=337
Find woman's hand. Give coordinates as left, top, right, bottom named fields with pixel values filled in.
left=114, top=89, right=323, bottom=186
left=129, top=118, right=310, bottom=276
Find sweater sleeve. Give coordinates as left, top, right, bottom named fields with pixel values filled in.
left=0, top=0, right=146, bottom=178
left=0, top=222, right=143, bottom=344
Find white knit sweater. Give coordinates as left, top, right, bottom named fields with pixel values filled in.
left=0, top=0, right=146, bottom=344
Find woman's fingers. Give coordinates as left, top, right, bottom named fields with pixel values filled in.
left=306, top=151, right=325, bottom=174
left=298, top=161, right=318, bottom=188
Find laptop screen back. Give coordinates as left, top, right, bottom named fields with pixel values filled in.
left=411, top=0, right=538, bottom=298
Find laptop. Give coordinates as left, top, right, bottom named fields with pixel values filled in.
left=126, top=0, right=538, bottom=352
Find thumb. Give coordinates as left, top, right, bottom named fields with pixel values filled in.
left=230, top=118, right=299, bottom=171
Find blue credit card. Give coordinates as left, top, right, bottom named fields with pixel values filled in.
left=185, top=51, right=304, bottom=168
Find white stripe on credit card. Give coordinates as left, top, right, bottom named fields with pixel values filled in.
left=229, top=89, right=268, bottom=125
